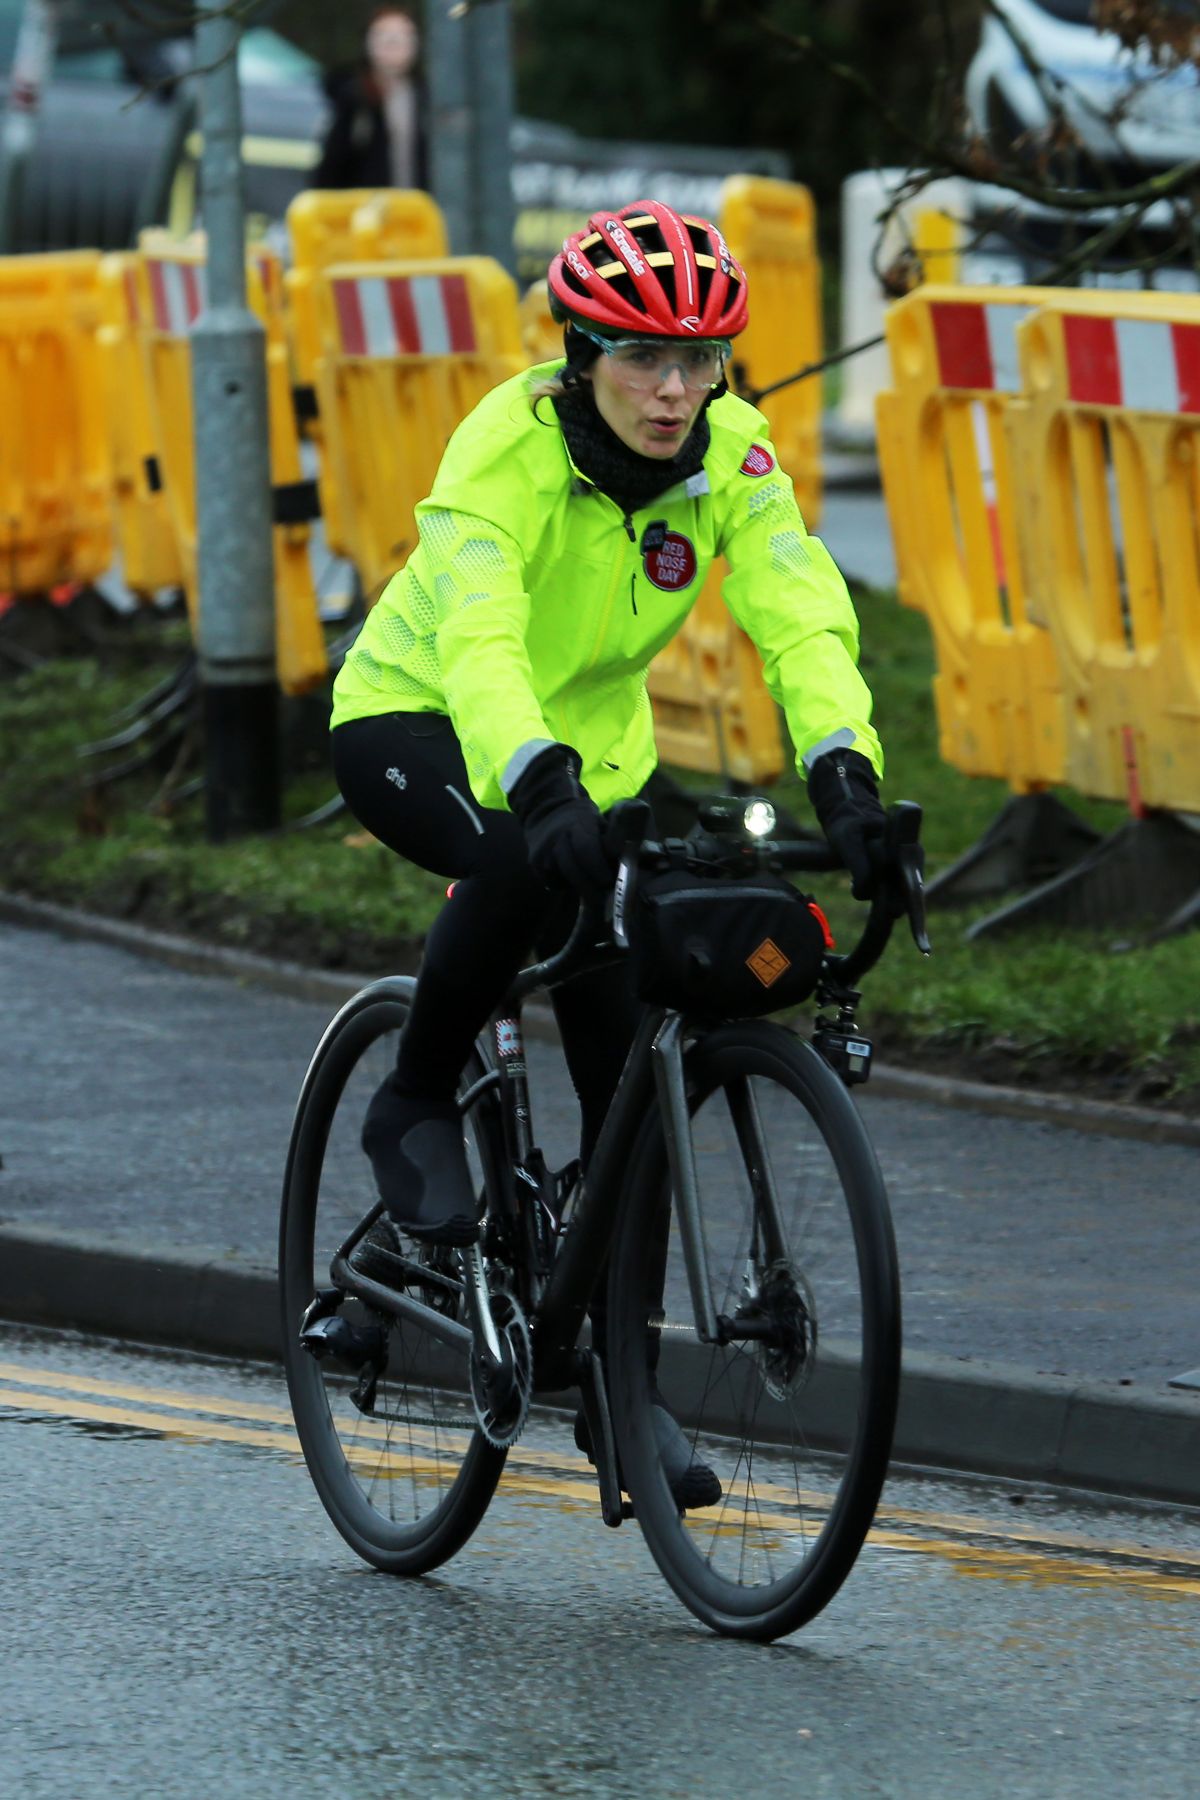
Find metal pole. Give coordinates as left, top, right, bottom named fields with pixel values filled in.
left=424, top=0, right=472, bottom=254
left=0, top=0, right=60, bottom=255
left=191, top=0, right=279, bottom=839
left=466, top=0, right=515, bottom=274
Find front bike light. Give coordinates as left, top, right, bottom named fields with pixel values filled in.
left=743, top=799, right=776, bottom=839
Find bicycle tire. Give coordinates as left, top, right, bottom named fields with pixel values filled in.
left=606, top=1019, right=901, bottom=1642
left=279, top=978, right=508, bottom=1575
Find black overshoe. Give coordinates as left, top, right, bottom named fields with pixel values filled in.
left=361, top=1075, right=481, bottom=1246
left=347, top=1216, right=408, bottom=1287
left=574, top=1394, right=722, bottom=1511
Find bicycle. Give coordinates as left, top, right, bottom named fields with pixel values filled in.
left=279, top=795, right=929, bottom=1642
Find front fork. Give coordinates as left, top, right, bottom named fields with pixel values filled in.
left=651, top=1014, right=790, bottom=1348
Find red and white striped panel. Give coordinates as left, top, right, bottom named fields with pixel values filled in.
left=331, top=274, right=477, bottom=357
left=146, top=259, right=206, bottom=335
left=929, top=299, right=1033, bottom=392
left=1062, top=314, right=1200, bottom=414
left=970, top=399, right=1007, bottom=587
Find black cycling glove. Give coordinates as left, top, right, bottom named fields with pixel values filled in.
left=509, top=743, right=614, bottom=896
left=807, top=747, right=888, bottom=900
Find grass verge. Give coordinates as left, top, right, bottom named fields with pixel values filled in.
left=2, top=592, right=1198, bottom=1111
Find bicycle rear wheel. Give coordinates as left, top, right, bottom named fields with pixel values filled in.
left=279, top=978, right=507, bottom=1575
left=607, top=1020, right=900, bottom=1641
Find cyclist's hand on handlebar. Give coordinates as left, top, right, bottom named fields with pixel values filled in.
left=509, top=743, right=614, bottom=896
left=807, top=747, right=888, bottom=901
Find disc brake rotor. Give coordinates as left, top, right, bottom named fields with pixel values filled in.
left=755, top=1260, right=817, bottom=1401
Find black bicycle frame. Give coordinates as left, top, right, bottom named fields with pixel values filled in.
left=330, top=989, right=728, bottom=1398
left=329, top=805, right=928, bottom=1398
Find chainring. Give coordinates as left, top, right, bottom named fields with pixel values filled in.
left=469, top=1284, right=533, bottom=1449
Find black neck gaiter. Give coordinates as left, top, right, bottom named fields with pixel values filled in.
left=552, top=387, right=710, bottom=517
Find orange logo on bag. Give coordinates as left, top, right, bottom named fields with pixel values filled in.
left=747, top=938, right=790, bottom=987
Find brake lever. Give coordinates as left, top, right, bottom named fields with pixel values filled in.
left=885, top=801, right=931, bottom=956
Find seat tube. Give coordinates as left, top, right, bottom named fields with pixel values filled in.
left=492, top=1009, right=533, bottom=1163
left=651, top=1014, right=720, bottom=1346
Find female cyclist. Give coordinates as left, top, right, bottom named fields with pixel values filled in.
left=329, top=200, right=890, bottom=1496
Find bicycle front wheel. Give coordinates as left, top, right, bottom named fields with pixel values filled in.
left=279, top=979, right=507, bottom=1575
left=607, top=1020, right=901, bottom=1641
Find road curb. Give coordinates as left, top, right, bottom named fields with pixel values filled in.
left=5, top=889, right=1200, bottom=1146
left=4, top=1224, right=1198, bottom=1509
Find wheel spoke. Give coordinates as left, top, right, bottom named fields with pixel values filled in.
left=610, top=1026, right=900, bottom=1639
left=280, top=991, right=507, bottom=1574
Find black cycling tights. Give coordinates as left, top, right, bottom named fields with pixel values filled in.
left=332, top=713, right=641, bottom=1167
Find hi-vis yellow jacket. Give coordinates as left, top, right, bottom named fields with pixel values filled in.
left=331, top=362, right=882, bottom=812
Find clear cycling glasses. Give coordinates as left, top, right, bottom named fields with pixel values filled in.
left=580, top=330, right=732, bottom=392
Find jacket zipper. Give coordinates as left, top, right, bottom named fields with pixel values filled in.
left=572, top=479, right=641, bottom=670
left=624, top=510, right=638, bottom=614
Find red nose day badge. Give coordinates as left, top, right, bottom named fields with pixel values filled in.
left=740, top=443, right=775, bottom=476
left=642, top=526, right=697, bottom=591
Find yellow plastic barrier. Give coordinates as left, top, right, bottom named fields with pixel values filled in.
left=720, top=175, right=823, bottom=528
left=646, top=590, right=785, bottom=784
left=96, top=253, right=184, bottom=598
left=133, top=237, right=327, bottom=694
left=1011, top=290, right=1200, bottom=815
left=520, top=279, right=560, bottom=366
left=0, top=250, right=112, bottom=595
left=351, top=189, right=448, bottom=263
left=313, top=256, right=524, bottom=597
left=285, top=189, right=448, bottom=568
left=285, top=188, right=447, bottom=391
left=875, top=283, right=1065, bottom=793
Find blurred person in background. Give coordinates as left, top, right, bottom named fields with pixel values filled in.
left=313, top=4, right=428, bottom=190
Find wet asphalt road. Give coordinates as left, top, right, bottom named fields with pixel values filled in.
left=818, top=486, right=897, bottom=592
left=3, top=1326, right=1198, bottom=1800
left=2, top=922, right=1197, bottom=1386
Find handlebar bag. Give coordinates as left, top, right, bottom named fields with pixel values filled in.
left=623, top=869, right=828, bottom=1016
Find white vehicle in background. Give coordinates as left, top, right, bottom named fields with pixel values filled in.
left=959, top=0, right=1200, bottom=290
left=837, top=0, right=1200, bottom=442
left=965, top=0, right=1200, bottom=178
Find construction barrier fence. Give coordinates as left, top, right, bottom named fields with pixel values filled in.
left=876, top=285, right=1065, bottom=794
left=878, top=282, right=1200, bottom=818
left=312, top=256, right=526, bottom=602
left=0, top=250, right=112, bottom=595
left=132, top=233, right=327, bottom=695
left=1014, top=291, right=1200, bottom=817
left=2, top=176, right=828, bottom=784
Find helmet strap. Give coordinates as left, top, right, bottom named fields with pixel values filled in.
left=558, top=324, right=602, bottom=390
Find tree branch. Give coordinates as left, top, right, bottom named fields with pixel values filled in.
left=747, top=1, right=1200, bottom=216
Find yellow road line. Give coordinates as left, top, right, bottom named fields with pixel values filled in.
left=0, top=1386, right=302, bottom=1454
left=4, top=1367, right=1199, bottom=1595
left=0, top=1360, right=295, bottom=1424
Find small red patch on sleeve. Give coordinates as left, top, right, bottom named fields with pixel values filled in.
left=740, top=444, right=775, bottom=477
left=807, top=900, right=836, bottom=949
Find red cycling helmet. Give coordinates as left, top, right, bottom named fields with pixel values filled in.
left=547, top=199, right=748, bottom=340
